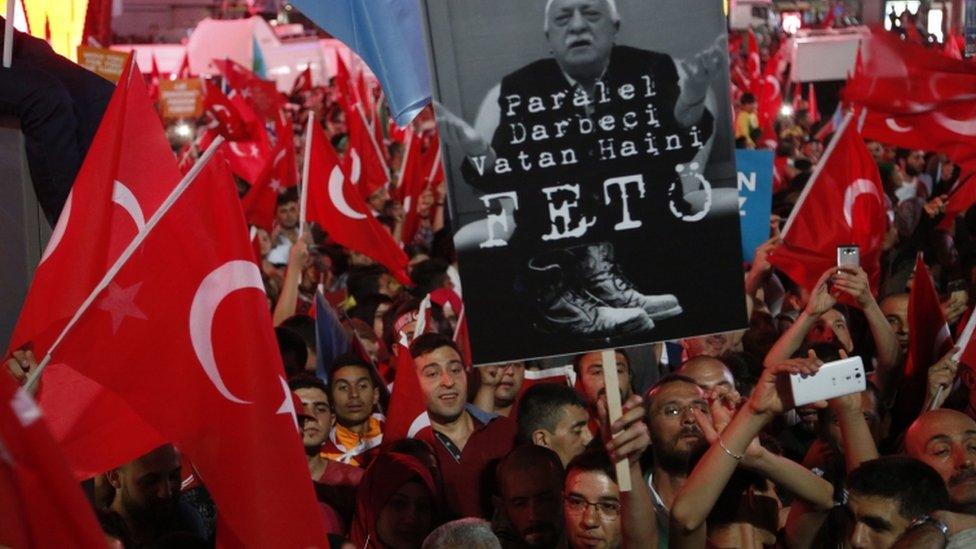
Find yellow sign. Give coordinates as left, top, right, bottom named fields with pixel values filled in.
left=159, top=79, right=204, bottom=119
left=22, top=0, right=89, bottom=61
left=76, top=46, right=130, bottom=83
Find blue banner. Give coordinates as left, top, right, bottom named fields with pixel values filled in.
left=736, top=149, right=774, bottom=261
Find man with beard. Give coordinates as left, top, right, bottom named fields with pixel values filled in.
left=267, top=187, right=301, bottom=265
left=493, top=445, right=567, bottom=548
left=103, top=444, right=206, bottom=546
left=642, top=375, right=710, bottom=547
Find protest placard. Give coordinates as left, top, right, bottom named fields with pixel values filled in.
left=76, top=46, right=129, bottom=83
left=424, top=0, right=746, bottom=364
left=736, top=149, right=774, bottom=261
left=159, top=78, right=204, bottom=119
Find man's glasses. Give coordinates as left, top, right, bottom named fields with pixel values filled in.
left=563, top=495, right=621, bottom=519
left=657, top=401, right=710, bottom=418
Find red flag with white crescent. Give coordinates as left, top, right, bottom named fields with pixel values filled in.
left=769, top=118, right=887, bottom=294
left=47, top=159, right=328, bottom=547
left=305, top=120, right=410, bottom=284
left=384, top=344, right=434, bottom=446
left=8, top=59, right=175, bottom=477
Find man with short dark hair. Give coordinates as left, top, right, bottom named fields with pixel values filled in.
left=517, top=382, right=593, bottom=467
left=846, top=456, right=951, bottom=549
left=321, top=356, right=384, bottom=467
left=412, top=333, right=518, bottom=518
left=494, top=445, right=566, bottom=548
left=268, top=187, right=301, bottom=265
left=103, top=444, right=206, bottom=546
left=574, top=349, right=633, bottom=408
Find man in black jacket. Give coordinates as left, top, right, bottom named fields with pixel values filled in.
left=0, top=18, right=113, bottom=224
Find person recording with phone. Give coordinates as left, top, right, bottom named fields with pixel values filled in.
left=763, top=248, right=902, bottom=404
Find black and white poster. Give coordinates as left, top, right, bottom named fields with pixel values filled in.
left=425, top=0, right=746, bottom=364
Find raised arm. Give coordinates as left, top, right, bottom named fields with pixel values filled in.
left=764, top=269, right=837, bottom=368
left=602, top=395, right=657, bottom=549
left=272, top=234, right=309, bottom=326
left=832, top=266, right=901, bottom=395
left=670, top=356, right=825, bottom=535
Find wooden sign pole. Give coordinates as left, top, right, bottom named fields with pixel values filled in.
left=601, top=348, right=632, bottom=492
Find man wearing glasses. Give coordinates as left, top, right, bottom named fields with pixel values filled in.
left=563, top=394, right=657, bottom=548
left=641, top=374, right=711, bottom=548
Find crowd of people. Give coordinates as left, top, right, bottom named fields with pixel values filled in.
left=10, top=2, right=976, bottom=548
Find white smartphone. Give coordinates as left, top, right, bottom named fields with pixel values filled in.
left=837, top=245, right=860, bottom=268
left=789, top=356, right=867, bottom=407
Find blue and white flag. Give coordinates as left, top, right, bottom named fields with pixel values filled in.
left=290, top=0, right=431, bottom=126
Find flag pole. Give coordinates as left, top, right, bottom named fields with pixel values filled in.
left=780, top=110, right=855, bottom=238
left=24, top=136, right=226, bottom=392
left=601, top=348, right=632, bottom=492
left=3, top=0, right=15, bottom=68
left=298, top=111, right=313, bottom=238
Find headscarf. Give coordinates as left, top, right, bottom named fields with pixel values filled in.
left=348, top=452, right=440, bottom=548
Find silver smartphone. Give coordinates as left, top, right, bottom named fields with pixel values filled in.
left=837, top=245, right=860, bottom=268
left=789, top=356, right=866, bottom=407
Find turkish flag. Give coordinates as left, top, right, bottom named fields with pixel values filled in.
left=213, top=58, right=283, bottom=121
left=857, top=101, right=976, bottom=228
left=334, top=52, right=358, bottom=115
left=0, top=375, right=105, bottom=548
left=843, top=29, right=976, bottom=114
left=176, top=52, right=191, bottom=79
left=241, top=142, right=291, bottom=232
left=273, top=108, right=299, bottom=187
left=945, top=32, right=964, bottom=61
left=344, top=102, right=390, bottom=200
left=757, top=49, right=783, bottom=149
left=48, top=159, right=328, bottom=547
left=892, top=255, right=953, bottom=428
left=305, top=120, right=410, bottom=284
left=808, top=84, right=821, bottom=124
left=746, top=29, right=762, bottom=94
left=769, top=119, right=887, bottom=294
left=384, top=344, right=434, bottom=446
left=148, top=54, right=161, bottom=102
left=396, top=128, right=428, bottom=244
left=203, top=81, right=249, bottom=141
left=291, top=66, right=313, bottom=95
left=217, top=91, right=272, bottom=185
left=508, top=365, right=576, bottom=418
left=8, top=59, right=175, bottom=477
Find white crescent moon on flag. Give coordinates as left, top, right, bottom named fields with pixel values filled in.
left=210, top=104, right=231, bottom=121
left=764, top=75, right=780, bottom=98
left=932, top=112, right=976, bottom=137
left=40, top=190, right=73, bottom=264
left=328, top=166, right=367, bottom=220
left=273, top=147, right=287, bottom=168
left=885, top=118, right=912, bottom=133
left=112, top=180, right=147, bottom=233
left=189, top=260, right=263, bottom=404
left=229, top=142, right=258, bottom=158
left=843, top=178, right=881, bottom=228
left=407, top=412, right=431, bottom=438
left=349, top=149, right=362, bottom=185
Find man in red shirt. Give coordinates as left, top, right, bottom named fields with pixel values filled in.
left=411, top=333, right=518, bottom=518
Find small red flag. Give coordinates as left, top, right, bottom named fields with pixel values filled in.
left=770, top=117, right=887, bottom=294
left=0, top=375, right=105, bottom=548
left=305, top=120, right=410, bottom=284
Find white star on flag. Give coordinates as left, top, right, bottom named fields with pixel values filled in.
left=97, top=282, right=148, bottom=333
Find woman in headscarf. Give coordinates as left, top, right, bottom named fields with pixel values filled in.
left=349, top=452, right=441, bottom=548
